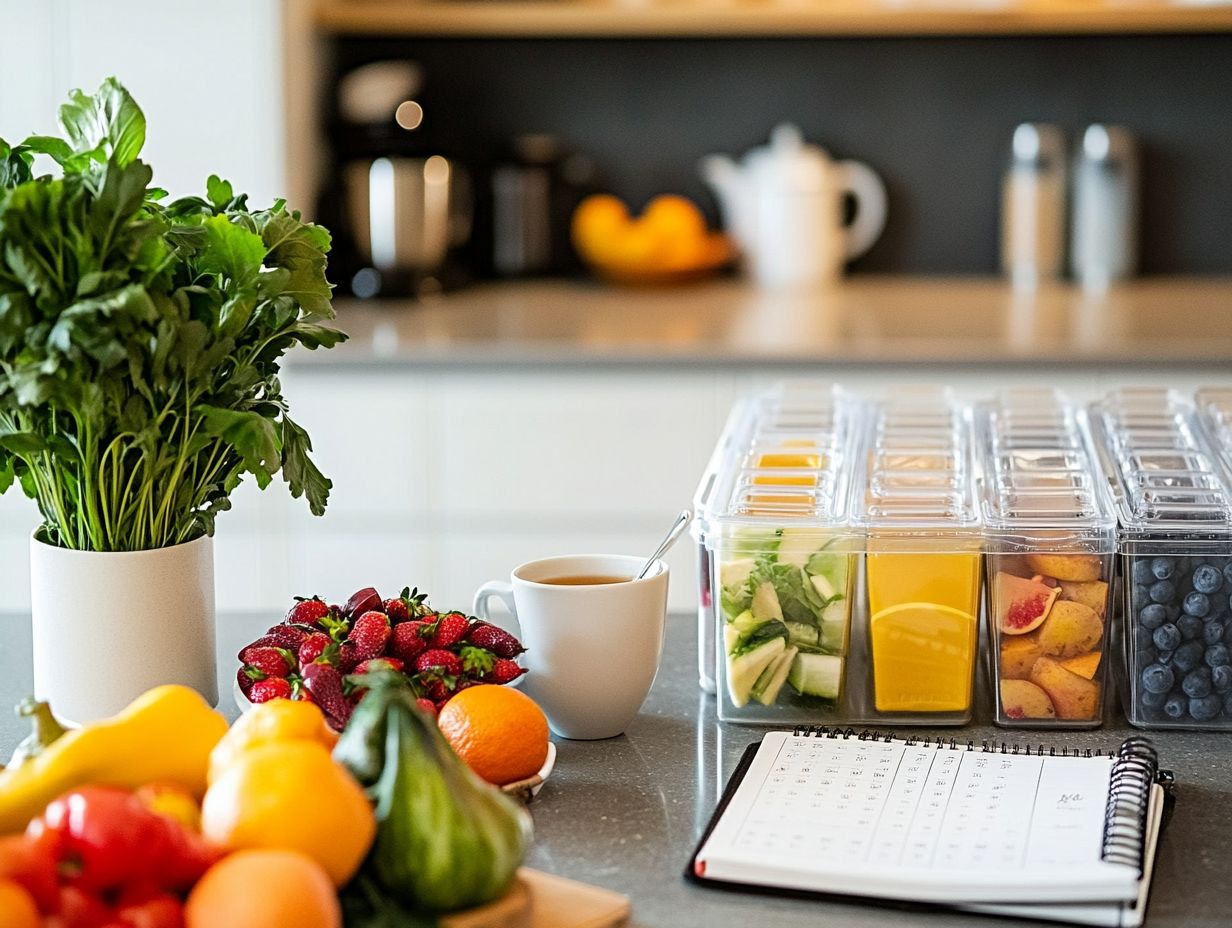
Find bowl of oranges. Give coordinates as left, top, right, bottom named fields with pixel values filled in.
left=571, top=193, right=733, bottom=286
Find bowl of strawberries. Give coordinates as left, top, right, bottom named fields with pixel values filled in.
left=234, top=585, right=527, bottom=730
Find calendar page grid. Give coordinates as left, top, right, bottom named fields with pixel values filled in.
left=730, top=738, right=1056, bottom=871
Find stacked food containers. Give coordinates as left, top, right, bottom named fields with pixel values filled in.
left=856, top=388, right=984, bottom=724
left=977, top=390, right=1116, bottom=729
left=692, top=383, right=862, bottom=723
left=1089, top=388, right=1232, bottom=730
left=696, top=381, right=1232, bottom=728
left=694, top=384, right=984, bottom=725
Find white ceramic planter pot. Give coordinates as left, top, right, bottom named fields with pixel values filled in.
left=30, top=533, right=217, bottom=723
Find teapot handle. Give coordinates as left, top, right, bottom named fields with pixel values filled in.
left=836, top=160, right=888, bottom=261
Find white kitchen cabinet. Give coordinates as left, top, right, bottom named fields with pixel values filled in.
left=4, top=364, right=1226, bottom=617
left=430, top=372, right=727, bottom=517
left=216, top=367, right=735, bottom=614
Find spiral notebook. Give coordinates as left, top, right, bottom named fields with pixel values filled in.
left=688, top=730, right=1171, bottom=927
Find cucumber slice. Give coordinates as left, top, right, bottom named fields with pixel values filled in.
left=785, top=620, right=822, bottom=650
left=809, top=573, right=838, bottom=601
left=750, top=581, right=783, bottom=621
left=752, top=645, right=799, bottom=705
left=778, top=527, right=822, bottom=568
left=819, top=598, right=850, bottom=653
left=720, top=557, right=756, bottom=592
left=788, top=652, right=843, bottom=700
left=727, top=638, right=786, bottom=707
left=730, top=609, right=758, bottom=632
left=806, top=549, right=850, bottom=590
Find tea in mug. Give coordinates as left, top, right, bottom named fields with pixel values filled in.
left=540, top=575, right=630, bottom=586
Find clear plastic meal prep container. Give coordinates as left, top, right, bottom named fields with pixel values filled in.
left=1089, top=387, right=1232, bottom=731
left=976, top=390, right=1116, bottom=729
left=854, top=387, right=984, bottom=725
left=695, top=383, right=984, bottom=725
left=693, top=382, right=863, bottom=722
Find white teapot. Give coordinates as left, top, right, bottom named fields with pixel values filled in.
left=702, top=124, right=887, bottom=289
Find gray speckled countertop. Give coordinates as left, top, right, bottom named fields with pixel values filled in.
left=2, top=612, right=1229, bottom=927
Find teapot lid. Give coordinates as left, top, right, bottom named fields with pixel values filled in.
left=745, top=124, right=834, bottom=190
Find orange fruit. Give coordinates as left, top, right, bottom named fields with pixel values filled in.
left=185, top=849, right=340, bottom=928
left=641, top=194, right=707, bottom=240
left=570, top=193, right=632, bottom=264
left=0, top=878, right=39, bottom=928
left=209, top=699, right=337, bottom=786
left=438, top=685, right=550, bottom=786
left=201, top=741, right=374, bottom=886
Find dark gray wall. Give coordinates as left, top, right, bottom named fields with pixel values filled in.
left=332, top=34, right=1232, bottom=275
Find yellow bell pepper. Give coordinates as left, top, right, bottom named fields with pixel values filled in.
left=0, top=684, right=228, bottom=834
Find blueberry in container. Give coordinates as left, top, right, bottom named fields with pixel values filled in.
left=1088, top=386, right=1232, bottom=730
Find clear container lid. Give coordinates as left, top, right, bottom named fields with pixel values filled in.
left=1088, top=387, right=1232, bottom=540
left=1196, top=385, right=1232, bottom=452
left=976, top=389, right=1115, bottom=550
left=855, top=387, right=981, bottom=538
left=693, top=382, right=861, bottom=546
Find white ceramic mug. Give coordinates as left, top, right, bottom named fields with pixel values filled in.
left=473, top=554, right=669, bottom=740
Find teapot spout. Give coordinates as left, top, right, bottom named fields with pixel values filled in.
left=699, top=153, right=747, bottom=245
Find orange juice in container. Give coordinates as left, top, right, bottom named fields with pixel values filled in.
left=858, top=388, right=983, bottom=723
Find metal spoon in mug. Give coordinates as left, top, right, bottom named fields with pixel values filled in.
left=636, top=509, right=692, bottom=580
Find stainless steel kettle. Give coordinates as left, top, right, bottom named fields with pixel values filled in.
left=344, top=154, right=472, bottom=281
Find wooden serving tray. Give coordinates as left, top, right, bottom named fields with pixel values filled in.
left=441, top=867, right=630, bottom=928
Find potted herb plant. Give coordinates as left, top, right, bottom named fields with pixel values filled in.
left=0, top=79, right=345, bottom=721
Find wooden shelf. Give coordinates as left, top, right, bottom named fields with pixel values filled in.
left=313, top=0, right=1232, bottom=38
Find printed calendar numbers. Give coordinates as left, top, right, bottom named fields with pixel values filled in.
left=731, top=735, right=1109, bottom=873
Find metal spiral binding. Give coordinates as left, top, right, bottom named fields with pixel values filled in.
left=1100, top=737, right=1160, bottom=874
left=790, top=726, right=1116, bottom=757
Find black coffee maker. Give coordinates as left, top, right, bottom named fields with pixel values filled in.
left=321, top=61, right=474, bottom=298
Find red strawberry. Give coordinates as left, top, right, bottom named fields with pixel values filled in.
left=298, top=632, right=332, bottom=666
left=337, top=640, right=360, bottom=673
left=485, top=658, right=527, bottom=685
left=415, top=697, right=438, bottom=717
left=384, top=586, right=432, bottom=623
left=421, top=677, right=453, bottom=703
left=349, top=611, right=391, bottom=661
left=236, top=667, right=255, bottom=695
left=354, top=657, right=404, bottom=674
left=249, top=677, right=292, bottom=703
left=428, top=612, right=470, bottom=649
left=414, top=649, right=463, bottom=678
left=458, top=644, right=496, bottom=678
left=344, top=587, right=382, bottom=618
left=383, top=598, right=410, bottom=624
left=263, top=624, right=311, bottom=650
left=285, top=596, right=330, bottom=627
left=242, top=646, right=295, bottom=678
left=236, top=635, right=279, bottom=659
left=390, top=621, right=429, bottom=664
left=302, top=662, right=352, bottom=729
left=465, top=622, right=526, bottom=658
